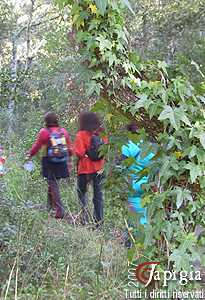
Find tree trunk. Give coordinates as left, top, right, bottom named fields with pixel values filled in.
left=8, top=32, right=18, bottom=136
left=25, top=0, right=35, bottom=72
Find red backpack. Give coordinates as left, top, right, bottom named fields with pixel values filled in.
left=47, top=129, right=68, bottom=163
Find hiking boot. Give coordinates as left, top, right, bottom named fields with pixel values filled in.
left=80, top=208, right=89, bottom=225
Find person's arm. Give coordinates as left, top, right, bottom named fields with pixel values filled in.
left=29, top=129, right=48, bottom=157
left=74, top=132, right=87, bottom=158
left=121, top=144, right=130, bottom=158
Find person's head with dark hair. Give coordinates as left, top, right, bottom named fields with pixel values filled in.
left=79, top=111, right=101, bottom=131
left=127, top=121, right=138, bottom=134
left=44, top=112, right=59, bottom=128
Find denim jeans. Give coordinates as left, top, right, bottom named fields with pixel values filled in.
left=77, top=173, right=104, bottom=224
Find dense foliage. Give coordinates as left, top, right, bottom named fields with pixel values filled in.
left=56, top=0, right=205, bottom=290
left=0, top=1, right=126, bottom=299
left=1, top=0, right=205, bottom=298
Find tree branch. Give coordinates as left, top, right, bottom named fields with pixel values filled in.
left=16, top=14, right=62, bottom=38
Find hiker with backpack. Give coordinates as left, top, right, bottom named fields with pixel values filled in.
left=0, top=146, right=6, bottom=176
left=74, top=112, right=108, bottom=227
left=27, top=112, right=73, bottom=219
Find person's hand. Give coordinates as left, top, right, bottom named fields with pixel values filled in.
left=97, top=169, right=104, bottom=175
left=25, top=151, right=31, bottom=162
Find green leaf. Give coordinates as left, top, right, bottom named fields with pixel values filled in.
left=76, top=31, right=90, bottom=43
left=179, top=233, right=196, bottom=253
left=157, top=61, right=168, bottom=77
left=94, top=0, right=108, bottom=15
left=199, top=176, right=205, bottom=188
left=199, top=132, right=205, bottom=150
left=129, top=52, right=140, bottom=65
left=159, top=158, right=170, bottom=179
left=144, top=225, right=154, bottom=247
left=134, top=94, right=149, bottom=110
left=55, top=0, right=74, bottom=8
left=159, top=105, right=192, bottom=129
left=191, top=60, right=205, bottom=79
left=92, top=99, right=108, bottom=112
left=92, top=70, right=105, bottom=80
left=110, top=0, right=119, bottom=10
left=127, top=247, right=136, bottom=262
left=149, top=102, right=161, bottom=119
left=86, top=80, right=102, bottom=96
left=104, top=51, right=117, bottom=67
left=175, top=107, right=192, bottom=127
left=176, top=188, right=183, bottom=209
left=198, top=95, right=205, bottom=105
left=179, top=113, right=192, bottom=127
left=122, top=61, right=135, bottom=74
left=188, top=145, right=197, bottom=159
left=158, top=105, right=178, bottom=130
left=169, top=249, right=190, bottom=272
left=163, top=223, right=173, bottom=241
left=185, top=162, right=202, bottom=183
left=175, top=187, right=192, bottom=209
left=96, top=36, right=113, bottom=52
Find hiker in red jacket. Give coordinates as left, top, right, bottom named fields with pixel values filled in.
left=0, top=146, right=6, bottom=176
left=74, top=112, right=108, bottom=227
left=27, top=112, right=73, bottom=219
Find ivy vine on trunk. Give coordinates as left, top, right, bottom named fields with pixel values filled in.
left=56, top=0, right=205, bottom=291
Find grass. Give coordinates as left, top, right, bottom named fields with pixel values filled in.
left=0, top=152, right=127, bottom=300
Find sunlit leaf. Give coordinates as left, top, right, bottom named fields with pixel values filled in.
left=185, top=162, right=202, bottom=183
left=158, top=105, right=178, bottom=130
left=199, top=132, right=205, bottom=149
left=94, top=0, right=108, bottom=15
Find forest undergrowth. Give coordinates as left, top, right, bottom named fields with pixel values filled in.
left=0, top=133, right=127, bottom=300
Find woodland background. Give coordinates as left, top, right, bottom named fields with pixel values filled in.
left=1, top=0, right=205, bottom=299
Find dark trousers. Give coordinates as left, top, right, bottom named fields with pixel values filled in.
left=77, top=173, right=103, bottom=224
left=47, top=179, right=64, bottom=219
